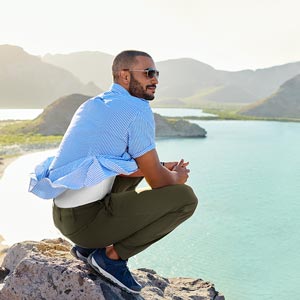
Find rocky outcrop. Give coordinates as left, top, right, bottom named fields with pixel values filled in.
left=154, top=113, right=207, bottom=137
left=0, top=239, right=224, bottom=300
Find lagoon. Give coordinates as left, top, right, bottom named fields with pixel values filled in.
left=0, top=114, right=299, bottom=300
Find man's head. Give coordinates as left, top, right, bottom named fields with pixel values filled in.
left=112, top=50, right=159, bottom=100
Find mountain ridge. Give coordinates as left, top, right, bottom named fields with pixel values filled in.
left=0, top=45, right=102, bottom=108
left=43, top=51, right=114, bottom=90
left=239, top=74, right=300, bottom=119
left=44, top=49, right=300, bottom=107
left=2, top=44, right=300, bottom=112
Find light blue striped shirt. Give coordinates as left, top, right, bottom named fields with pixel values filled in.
left=29, top=83, right=156, bottom=199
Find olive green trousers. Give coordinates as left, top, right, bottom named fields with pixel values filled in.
left=53, top=176, right=198, bottom=260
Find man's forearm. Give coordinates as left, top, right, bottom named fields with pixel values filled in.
left=135, top=149, right=190, bottom=188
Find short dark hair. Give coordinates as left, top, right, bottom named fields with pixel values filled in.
left=112, top=50, right=152, bottom=82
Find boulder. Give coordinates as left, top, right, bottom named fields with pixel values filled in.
left=0, top=238, right=224, bottom=300
left=154, top=113, right=207, bottom=137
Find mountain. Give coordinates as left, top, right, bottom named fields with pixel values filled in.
left=43, top=55, right=255, bottom=104
left=43, top=51, right=114, bottom=90
left=43, top=51, right=300, bottom=106
left=5, top=94, right=206, bottom=137
left=155, top=59, right=300, bottom=106
left=0, top=45, right=102, bottom=108
left=239, top=74, right=300, bottom=119
left=2, top=45, right=300, bottom=110
left=221, top=62, right=300, bottom=99
left=155, top=58, right=223, bottom=98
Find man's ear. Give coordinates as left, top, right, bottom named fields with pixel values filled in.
left=119, top=70, right=130, bottom=86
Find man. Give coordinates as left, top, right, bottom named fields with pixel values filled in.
left=29, top=50, right=198, bottom=294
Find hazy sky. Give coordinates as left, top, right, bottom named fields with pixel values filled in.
left=1, top=0, right=299, bottom=71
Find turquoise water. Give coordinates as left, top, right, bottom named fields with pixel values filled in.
left=1, top=110, right=299, bottom=299
left=152, top=107, right=216, bottom=117
left=129, top=120, right=300, bottom=300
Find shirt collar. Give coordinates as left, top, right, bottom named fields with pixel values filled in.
left=110, top=83, right=131, bottom=96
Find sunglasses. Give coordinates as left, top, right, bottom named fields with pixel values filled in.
left=124, top=68, right=159, bottom=79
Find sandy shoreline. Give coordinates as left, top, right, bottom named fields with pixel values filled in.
left=0, top=156, right=19, bottom=179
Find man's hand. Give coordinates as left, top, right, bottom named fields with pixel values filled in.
left=171, top=159, right=190, bottom=184
left=163, top=161, right=189, bottom=171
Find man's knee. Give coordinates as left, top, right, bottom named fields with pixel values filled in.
left=170, top=184, right=198, bottom=211
left=183, top=185, right=198, bottom=213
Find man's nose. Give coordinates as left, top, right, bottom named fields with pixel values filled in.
left=151, top=76, right=159, bottom=84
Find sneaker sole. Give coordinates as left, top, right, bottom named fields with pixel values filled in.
left=87, top=256, right=141, bottom=294
left=70, top=248, right=88, bottom=263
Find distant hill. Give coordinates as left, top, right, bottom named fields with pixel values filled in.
left=0, top=45, right=102, bottom=108
left=155, top=58, right=223, bottom=98
left=239, top=74, right=300, bottom=119
left=3, top=94, right=206, bottom=137
left=155, top=59, right=300, bottom=106
left=43, top=51, right=300, bottom=106
left=221, top=62, right=300, bottom=100
left=2, top=45, right=300, bottom=111
left=43, top=51, right=114, bottom=90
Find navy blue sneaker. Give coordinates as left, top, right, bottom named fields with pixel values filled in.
left=70, top=245, right=97, bottom=263
left=87, top=248, right=142, bottom=294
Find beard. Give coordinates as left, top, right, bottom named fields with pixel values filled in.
left=128, top=75, right=155, bottom=100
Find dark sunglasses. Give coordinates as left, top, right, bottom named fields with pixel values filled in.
left=124, top=68, right=159, bottom=79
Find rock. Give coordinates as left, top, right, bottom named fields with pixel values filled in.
left=154, top=113, right=207, bottom=137
left=0, top=267, right=9, bottom=283
left=0, top=238, right=224, bottom=300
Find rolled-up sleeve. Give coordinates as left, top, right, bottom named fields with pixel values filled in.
left=127, top=110, right=156, bottom=158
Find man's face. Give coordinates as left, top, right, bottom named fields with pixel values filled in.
left=128, top=56, right=159, bottom=101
